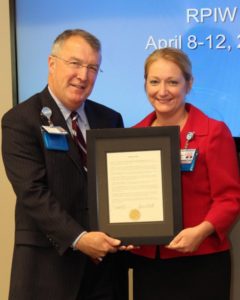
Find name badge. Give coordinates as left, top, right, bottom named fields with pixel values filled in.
left=180, top=149, right=198, bottom=172
left=41, top=126, right=69, bottom=151
left=42, top=125, right=68, bottom=135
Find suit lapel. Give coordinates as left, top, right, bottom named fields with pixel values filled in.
left=85, top=100, right=100, bottom=129
left=39, top=87, right=85, bottom=174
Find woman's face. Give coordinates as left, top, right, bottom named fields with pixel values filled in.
left=145, top=58, right=192, bottom=117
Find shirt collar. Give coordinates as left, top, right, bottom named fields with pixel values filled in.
left=48, top=86, right=87, bottom=123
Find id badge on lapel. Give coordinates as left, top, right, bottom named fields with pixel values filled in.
left=180, top=149, right=198, bottom=171
left=181, top=131, right=198, bottom=172
left=41, top=126, right=69, bottom=151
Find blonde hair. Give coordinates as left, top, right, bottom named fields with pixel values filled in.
left=144, top=47, right=192, bottom=82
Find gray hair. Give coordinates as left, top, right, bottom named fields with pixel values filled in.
left=51, top=29, right=101, bottom=56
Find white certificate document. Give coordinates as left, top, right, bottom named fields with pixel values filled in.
left=107, top=150, right=163, bottom=223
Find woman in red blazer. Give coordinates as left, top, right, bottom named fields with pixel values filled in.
left=130, top=47, right=240, bottom=300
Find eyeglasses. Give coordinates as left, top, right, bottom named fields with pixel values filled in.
left=52, top=55, right=103, bottom=74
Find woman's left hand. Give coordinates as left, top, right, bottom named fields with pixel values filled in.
left=165, top=221, right=214, bottom=253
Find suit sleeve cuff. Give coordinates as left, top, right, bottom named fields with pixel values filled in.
left=72, top=231, right=87, bottom=250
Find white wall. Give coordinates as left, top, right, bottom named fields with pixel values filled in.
left=0, top=1, right=15, bottom=299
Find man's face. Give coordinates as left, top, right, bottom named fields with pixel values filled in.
left=48, top=36, right=101, bottom=111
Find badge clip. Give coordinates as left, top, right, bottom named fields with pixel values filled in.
left=181, top=131, right=198, bottom=171
left=184, top=131, right=195, bottom=149
left=40, top=107, right=69, bottom=151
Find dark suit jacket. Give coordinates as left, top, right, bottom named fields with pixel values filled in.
left=2, top=87, right=124, bottom=300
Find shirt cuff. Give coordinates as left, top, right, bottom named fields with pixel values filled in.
left=72, top=231, right=87, bottom=250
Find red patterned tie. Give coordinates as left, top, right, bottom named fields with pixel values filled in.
left=70, top=111, right=87, bottom=171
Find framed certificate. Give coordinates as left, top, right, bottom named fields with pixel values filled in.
left=87, top=126, right=182, bottom=245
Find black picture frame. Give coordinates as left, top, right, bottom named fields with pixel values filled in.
left=87, top=126, right=182, bottom=245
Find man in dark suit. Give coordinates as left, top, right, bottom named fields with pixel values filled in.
left=2, top=29, right=128, bottom=300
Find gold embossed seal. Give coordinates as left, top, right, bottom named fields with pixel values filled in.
left=129, top=209, right=141, bottom=221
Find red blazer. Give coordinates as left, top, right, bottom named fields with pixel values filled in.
left=132, top=103, right=240, bottom=259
